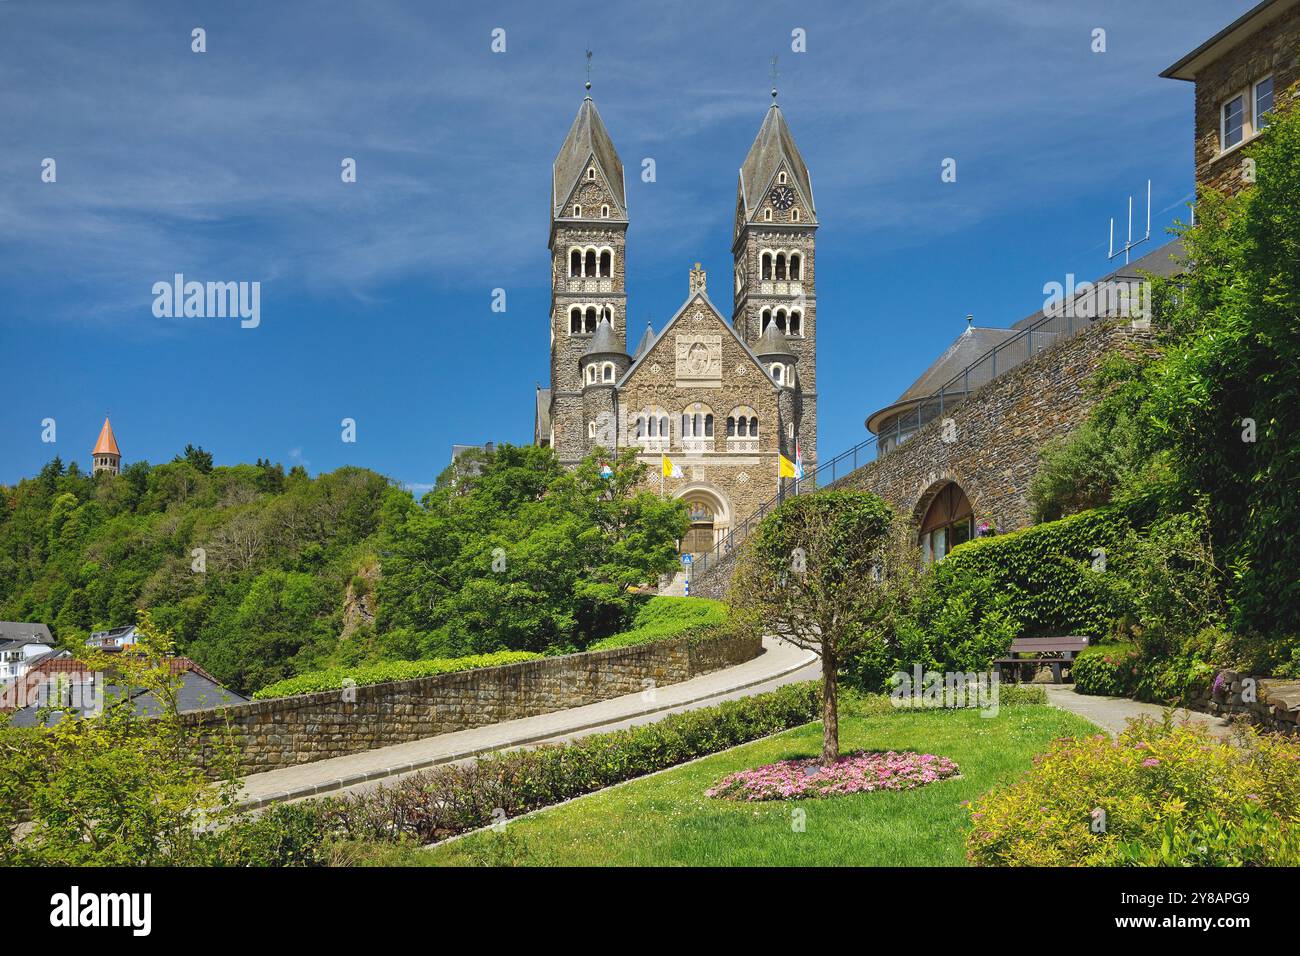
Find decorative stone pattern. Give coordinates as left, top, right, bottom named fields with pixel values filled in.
left=1187, top=5, right=1299, bottom=198
left=182, top=631, right=763, bottom=774
left=1188, top=670, right=1300, bottom=735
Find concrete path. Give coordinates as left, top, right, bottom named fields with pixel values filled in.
left=237, top=636, right=820, bottom=810
left=1042, top=683, right=1234, bottom=739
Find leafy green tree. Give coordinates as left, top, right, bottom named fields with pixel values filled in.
left=0, top=612, right=240, bottom=865
left=175, top=444, right=214, bottom=474
left=729, top=490, right=894, bottom=763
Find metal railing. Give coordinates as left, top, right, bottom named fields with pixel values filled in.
left=689, top=285, right=1147, bottom=578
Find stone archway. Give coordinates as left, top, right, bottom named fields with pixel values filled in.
left=673, top=482, right=732, bottom=555
left=913, top=476, right=975, bottom=564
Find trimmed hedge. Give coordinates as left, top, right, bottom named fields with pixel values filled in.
left=936, top=507, right=1133, bottom=639
left=586, top=596, right=727, bottom=651
left=1071, top=643, right=1140, bottom=696
left=252, top=651, right=542, bottom=699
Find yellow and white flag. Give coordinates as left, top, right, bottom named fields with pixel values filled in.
left=778, top=453, right=798, bottom=479
left=662, top=454, right=683, bottom=479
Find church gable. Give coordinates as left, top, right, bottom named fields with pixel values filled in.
left=620, top=292, right=770, bottom=392
left=747, top=161, right=812, bottom=226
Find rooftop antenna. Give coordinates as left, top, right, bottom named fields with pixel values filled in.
left=769, top=54, right=779, bottom=101
left=585, top=49, right=593, bottom=93
left=1108, top=179, right=1152, bottom=265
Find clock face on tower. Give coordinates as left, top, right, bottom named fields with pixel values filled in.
left=768, top=185, right=795, bottom=210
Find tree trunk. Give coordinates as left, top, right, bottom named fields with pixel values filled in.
left=821, top=646, right=839, bottom=765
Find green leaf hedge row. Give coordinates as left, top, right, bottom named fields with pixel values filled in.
left=934, top=507, right=1134, bottom=639
left=252, top=650, right=543, bottom=699
left=586, top=596, right=728, bottom=650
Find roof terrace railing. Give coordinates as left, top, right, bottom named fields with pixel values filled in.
left=689, top=281, right=1151, bottom=578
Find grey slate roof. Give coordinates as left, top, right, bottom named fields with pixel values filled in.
left=866, top=238, right=1186, bottom=434
left=632, top=322, right=656, bottom=359
left=0, top=622, right=53, bottom=645
left=755, top=320, right=796, bottom=359
left=584, top=316, right=625, bottom=357
left=5, top=671, right=248, bottom=728
left=553, top=96, right=626, bottom=218
left=738, top=103, right=816, bottom=223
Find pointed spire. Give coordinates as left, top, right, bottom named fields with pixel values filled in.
left=585, top=315, right=624, bottom=357
left=738, top=96, right=816, bottom=224
left=756, top=320, right=796, bottom=360
left=632, top=321, right=656, bottom=359
left=92, top=416, right=121, bottom=457
left=553, top=86, right=626, bottom=219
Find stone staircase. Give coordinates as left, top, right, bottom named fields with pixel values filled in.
left=658, top=571, right=689, bottom=596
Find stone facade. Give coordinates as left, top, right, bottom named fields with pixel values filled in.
left=539, top=94, right=818, bottom=552
left=829, top=318, right=1158, bottom=533
left=1176, top=1, right=1299, bottom=197
left=182, top=631, right=762, bottom=774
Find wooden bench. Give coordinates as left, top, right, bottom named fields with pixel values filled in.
left=994, top=636, right=1090, bottom=684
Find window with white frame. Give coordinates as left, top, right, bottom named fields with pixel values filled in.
left=602, top=362, right=615, bottom=382
left=585, top=364, right=598, bottom=384
left=680, top=405, right=714, bottom=440
left=1254, top=75, right=1274, bottom=131
left=573, top=204, right=582, bottom=216
left=600, top=204, right=610, bottom=218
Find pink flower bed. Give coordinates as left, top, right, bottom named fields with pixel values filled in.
left=706, top=750, right=961, bottom=801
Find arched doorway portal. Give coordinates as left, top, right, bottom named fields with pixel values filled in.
left=918, top=482, right=973, bottom=564
left=673, top=483, right=731, bottom=556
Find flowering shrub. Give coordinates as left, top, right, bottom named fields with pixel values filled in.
left=1071, top=643, right=1140, bottom=696
left=707, top=750, right=960, bottom=801
left=966, top=718, right=1300, bottom=866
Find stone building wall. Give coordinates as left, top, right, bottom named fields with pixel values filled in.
left=689, top=317, right=1158, bottom=599
left=1190, top=4, right=1299, bottom=197
left=182, top=630, right=763, bottom=774
left=829, top=318, right=1158, bottom=532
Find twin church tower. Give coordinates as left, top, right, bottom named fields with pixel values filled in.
left=533, top=83, right=819, bottom=553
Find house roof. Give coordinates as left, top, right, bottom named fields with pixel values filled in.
left=92, top=417, right=121, bottom=457
left=552, top=96, right=626, bottom=219
left=0, top=655, right=235, bottom=713
left=0, top=622, right=53, bottom=645
left=1161, top=0, right=1299, bottom=81
left=866, top=238, right=1186, bottom=434
left=738, top=102, right=817, bottom=224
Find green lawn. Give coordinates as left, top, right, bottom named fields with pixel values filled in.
left=358, top=703, right=1097, bottom=867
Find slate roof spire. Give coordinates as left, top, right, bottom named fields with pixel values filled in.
left=738, top=100, right=816, bottom=224
left=552, top=91, right=626, bottom=219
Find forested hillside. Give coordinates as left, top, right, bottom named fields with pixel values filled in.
left=0, top=444, right=686, bottom=694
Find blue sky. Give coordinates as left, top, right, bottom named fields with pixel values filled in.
left=0, top=0, right=1252, bottom=490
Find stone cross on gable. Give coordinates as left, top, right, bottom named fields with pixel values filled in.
left=689, top=262, right=707, bottom=295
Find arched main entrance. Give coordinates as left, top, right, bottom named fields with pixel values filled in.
left=673, top=483, right=731, bottom=556
left=918, top=482, right=974, bottom=564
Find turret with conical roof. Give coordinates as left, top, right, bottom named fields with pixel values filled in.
left=547, top=84, right=630, bottom=466
left=91, top=417, right=122, bottom=476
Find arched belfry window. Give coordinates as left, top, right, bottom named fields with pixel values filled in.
left=761, top=253, right=773, bottom=280
left=584, top=249, right=597, bottom=277
left=789, top=252, right=802, bottom=280
left=599, top=249, right=613, bottom=278
left=775, top=253, right=787, bottom=281
left=570, top=306, right=583, bottom=334
left=919, top=483, right=974, bottom=564
left=570, top=249, right=582, bottom=278
left=789, top=309, right=802, bottom=336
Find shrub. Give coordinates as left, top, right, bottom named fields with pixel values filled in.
left=935, top=507, right=1134, bottom=639
left=252, top=650, right=542, bottom=699
left=213, top=682, right=822, bottom=861
left=586, top=596, right=727, bottom=651
left=707, top=750, right=961, bottom=801
left=966, top=718, right=1300, bottom=866
left=1071, top=643, right=1140, bottom=696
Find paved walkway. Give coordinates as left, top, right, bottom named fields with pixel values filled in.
left=237, top=636, right=820, bottom=809
left=1042, top=683, right=1234, bottom=739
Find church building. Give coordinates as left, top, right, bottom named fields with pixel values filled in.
left=534, top=83, right=818, bottom=554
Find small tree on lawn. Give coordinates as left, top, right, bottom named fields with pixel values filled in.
left=729, top=490, right=894, bottom=764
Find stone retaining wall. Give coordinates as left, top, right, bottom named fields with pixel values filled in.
left=1187, top=670, right=1300, bottom=735
left=183, top=630, right=763, bottom=774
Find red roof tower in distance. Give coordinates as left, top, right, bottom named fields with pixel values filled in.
left=91, top=417, right=121, bottom=476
